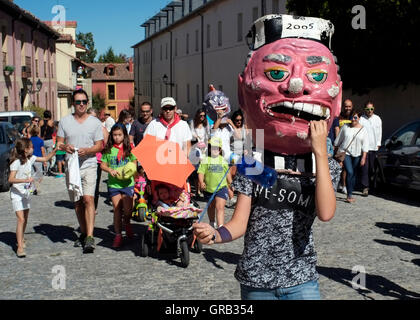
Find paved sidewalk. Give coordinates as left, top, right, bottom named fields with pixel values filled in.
left=0, top=176, right=418, bottom=300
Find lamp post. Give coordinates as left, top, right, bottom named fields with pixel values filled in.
left=162, top=74, right=174, bottom=86
left=25, top=79, right=43, bottom=106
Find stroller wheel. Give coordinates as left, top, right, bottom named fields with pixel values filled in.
left=192, top=238, right=203, bottom=253
left=179, top=240, right=190, bottom=268
left=140, top=233, right=149, bottom=257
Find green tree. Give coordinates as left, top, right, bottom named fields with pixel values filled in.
left=92, top=92, right=106, bottom=113
left=76, top=32, right=97, bottom=63
left=97, top=47, right=128, bottom=63
left=286, top=0, right=420, bottom=94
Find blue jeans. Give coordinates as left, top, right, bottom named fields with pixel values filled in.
left=240, top=280, right=321, bottom=300
left=343, top=155, right=361, bottom=197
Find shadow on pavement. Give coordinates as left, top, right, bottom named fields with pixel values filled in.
left=376, top=222, right=420, bottom=242
left=94, top=223, right=147, bottom=257
left=373, top=239, right=420, bottom=255
left=0, top=231, right=17, bottom=251
left=54, top=200, right=74, bottom=209
left=33, top=224, right=78, bottom=243
left=201, top=248, right=241, bottom=269
left=317, top=266, right=420, bottom=300
left=370, top=184, right=420, bottom=207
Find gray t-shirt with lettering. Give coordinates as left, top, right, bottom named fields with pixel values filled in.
left=57, top=114, right=103, bottom=169
left=231, top=157, right=341, bottom=289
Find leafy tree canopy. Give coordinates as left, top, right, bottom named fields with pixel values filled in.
left=76, top=32, right=97, bottom=63
left=97, top=47, right=129, bottom=63
left=286, top=0, right=420, bottom=94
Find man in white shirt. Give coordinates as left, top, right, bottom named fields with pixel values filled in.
left=144, top=97, right=192, bottom=156
left=360, top=101, right=382, bottom=196
left=104, top=113, right=116, bottom=132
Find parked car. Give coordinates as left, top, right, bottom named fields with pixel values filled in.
left=375, top=120, right=420, bottom=191
left=0, top=122, right=20, bottom=192
left=0, top=111, right=37, bottom=134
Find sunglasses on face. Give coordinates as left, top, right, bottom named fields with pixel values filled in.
left=365, top=108, right=374, bottom=111
left=235, top=118, right=243, bottom=122
left=140, top=109, right=152, bottom=113
left=162, top=106, right=175, bottom=111
left=33, top=120, right=39, bottom=122
left=75, top=99, right=88, bottom=105
left=200, top=114, right=205, bottom=117
left=352, top=116, right=359, bottom=120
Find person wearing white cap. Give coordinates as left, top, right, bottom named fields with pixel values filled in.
left=144, top=97, right=192, bottom=155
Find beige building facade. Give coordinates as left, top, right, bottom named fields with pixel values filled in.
left=44, top=21, right=92, bottom=120
left=133, top=0, right=286, bottom=117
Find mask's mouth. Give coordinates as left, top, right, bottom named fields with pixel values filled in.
left=264, top=101, right=330, bottom=122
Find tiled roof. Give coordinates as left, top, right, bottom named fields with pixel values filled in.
left=0, top=0, right=60, bottom=38
left=44, top=21, right=78, bottom=28
left=89, top=63, right=134, bottom=81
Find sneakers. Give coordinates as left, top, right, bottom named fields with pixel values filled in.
left=83, top=236, right=95, bottom=253
left=125, top=224, right=134, bottom=239
left=362, top=188, right=369, bottom=197
left=74, top=233, right=86, bottom=248
left=112, top=234, right=123, bottom=248
left=54, top=174, right=64, bottom=178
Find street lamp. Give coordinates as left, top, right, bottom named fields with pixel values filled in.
left=26, top=79, right=43, bottom=93
left=162, top=74, right=174, bottom=86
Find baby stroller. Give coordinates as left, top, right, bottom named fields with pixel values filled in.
left=139, top=180, right=203, bottom=267
left=131, top=134, right=203, bottom=267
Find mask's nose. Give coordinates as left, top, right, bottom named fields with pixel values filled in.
left=279, top=77, right=311, bottom=96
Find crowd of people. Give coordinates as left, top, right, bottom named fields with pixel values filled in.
left=7, top=90, right=382, bottom=301
left=7, top=88, right=250, bottom=256
left=8, top=87, right=383, bottom=258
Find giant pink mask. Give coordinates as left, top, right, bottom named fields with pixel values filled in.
left=239, top=37, right=342, bottom=155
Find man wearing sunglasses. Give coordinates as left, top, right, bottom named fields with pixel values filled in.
left=360, top=101, right=382, bottom=196
left=56, top=89, right=104, bottom=253
left=129, top=101, right=155, bottom=146
left=144, top=97, right=192, bottom=155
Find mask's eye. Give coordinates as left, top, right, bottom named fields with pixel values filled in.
left=264, top=67, right=289, bottom=82
left=307, top=69, right=328, bottom=83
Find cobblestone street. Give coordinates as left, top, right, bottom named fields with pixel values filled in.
left=0, top=176, right=419, bottom=300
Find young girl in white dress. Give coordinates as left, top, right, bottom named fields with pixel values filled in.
left=8, top=138, right=57, bottom=257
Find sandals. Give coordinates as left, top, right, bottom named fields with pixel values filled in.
left=16, top=249, right=26, bottom=258
left=346, top=197, right=356, bottom=203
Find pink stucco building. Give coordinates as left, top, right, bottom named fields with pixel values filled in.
left=90, top=60, right=134, bottom=120
left=0, top=0, right=59, bottom=117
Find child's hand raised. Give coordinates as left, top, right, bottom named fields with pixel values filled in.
left=309, top=120, right=328, bottom=156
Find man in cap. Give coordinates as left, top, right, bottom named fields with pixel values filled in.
left=144, top=97, right=192, bottom=156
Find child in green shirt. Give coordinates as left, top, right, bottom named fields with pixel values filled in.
left=101, top=123, right=136, bottom=248
left=197, top=137, right=232, bottom=228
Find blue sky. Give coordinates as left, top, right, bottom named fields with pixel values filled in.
left=14, top=0, right=171, bottom=58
